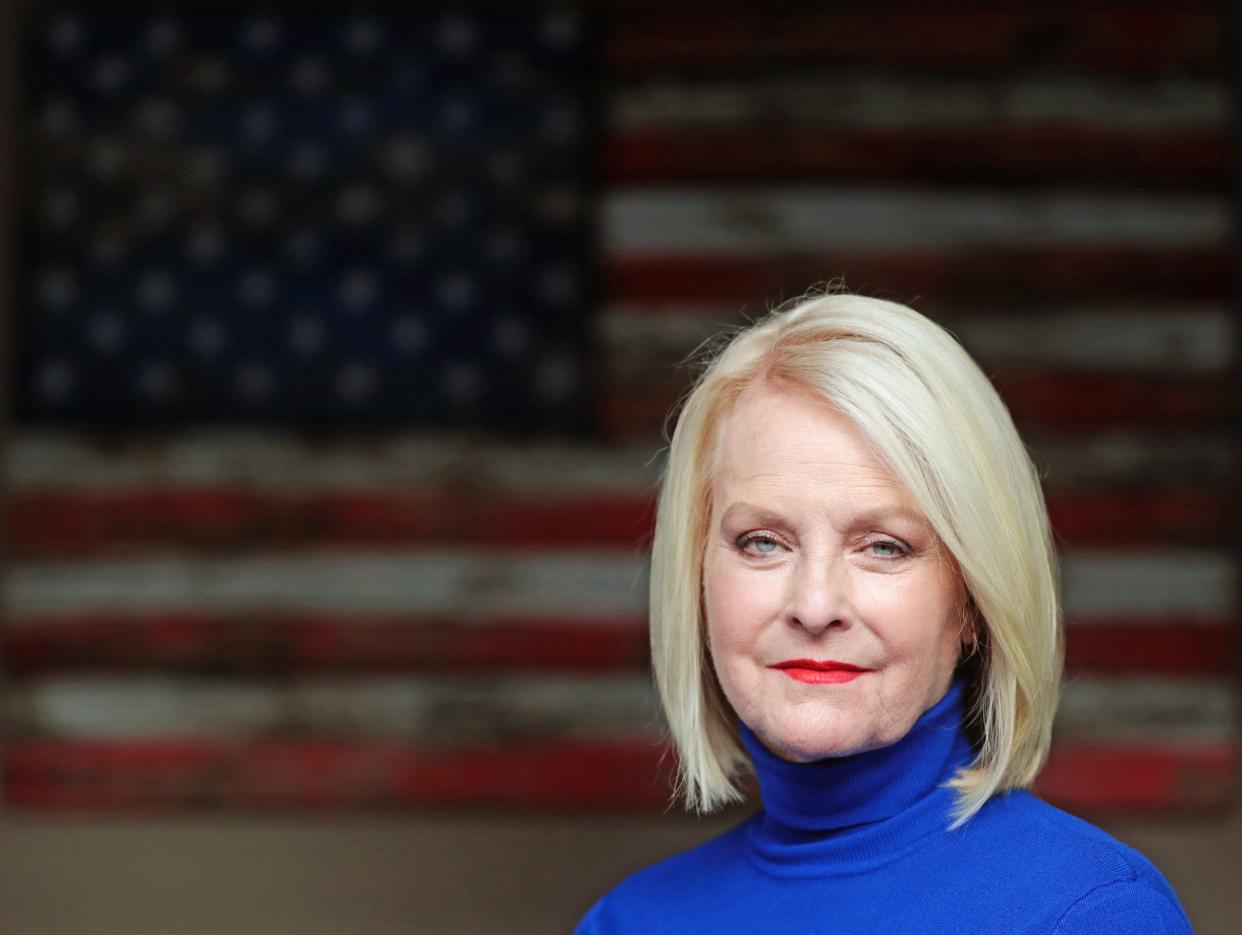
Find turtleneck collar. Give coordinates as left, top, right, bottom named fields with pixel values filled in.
left=738, top=677, right=977, bottom=877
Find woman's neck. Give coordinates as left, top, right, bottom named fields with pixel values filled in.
left=737, top=678, right=977, bottom=875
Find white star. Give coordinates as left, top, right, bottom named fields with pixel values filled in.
left=236, top=187, right=278, bottom=228
left=491, top=315, right=532, bottom=358
left=135, top=97, right=183, bottom=140
left=242, top=16, right=281, bottom=54
left=345, top=17, right=384, bottom=56
left=287, top=143, right=328, bottom=180
left=436, top=272, right=478, bottom=313
left=537, top=264, right=579, bottom=306
left=284, top=230, right=323, bottom=267
left=387, top=228, right=425, bottom=265
left=40, top=187, right=79, bottom=230
left=442, top=359, right=485, bottom=404
left=135, top=269, right=178, bottom=313
left=391, top=314, right=428, bottom=354
left=240, top=104, right=279, bottom=146
left=186, top=226, right=226, bottom=265
left=185, top=147, right=228, bottom=189
left=46, top=14, right=85, bottom=57
left=137, top=188, right=176, bottom=232
left=36, top=268, right=78, bottom=311
left=87, top=137, right=127, bottom=181
left=86, top=310, right=127, bottom=355
left=338, top=269, right=379, bottom=312
left=335, top=362, right=379, bottom=404
left=80, top=48, right=119, bottom=87
left=40, top=96, right=79, bottom=137
left=146, top=18, right=181, bottom=57
left=235, top=364, right=274, bottom=403
left=189, top=56, right=233, bottom=94
left=290, top=57, right=332, bottom=95
left=238, top=270, right=277, bottom=309
left=436, top=13, right=479, bottom=59
left=36, top=359, right=76, bottom=403
left=89, top=230, right=128, bottom=268
left=138, top=361, right=180, bottom=403
left=539, top=9, right=580, bottom=49
left=335, top=184, right=380, bottom=226
left=288, top=315, right=327, bottom=357
left=533, top=352, right=578, bottom=403
left=484, top=227, right=526, bottom=265
left=382, top=135, right=430, bottom=184
left=188, top=317, right=228, bottom=358
left=339, top=98, right=373, bottom=135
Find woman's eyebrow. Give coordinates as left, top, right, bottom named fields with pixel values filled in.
left=719, top=502, right=928, bottom=528
left=719, top=502, right=786, bottom=527
left=849, top=506, right=929, bottom=528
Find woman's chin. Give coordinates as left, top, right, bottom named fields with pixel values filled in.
left=755, top=723, right=873, bottom=763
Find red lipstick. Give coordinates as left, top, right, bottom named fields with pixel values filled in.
left=769, top=659, right=870, bottom=684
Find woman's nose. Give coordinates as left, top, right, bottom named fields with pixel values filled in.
left=786, top=555, right=851, bottom=636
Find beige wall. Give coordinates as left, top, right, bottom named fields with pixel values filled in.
left=0, top=806, right=1236, bottom=935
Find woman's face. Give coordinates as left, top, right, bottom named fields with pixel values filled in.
left=703, top=384, right=968, bottom=763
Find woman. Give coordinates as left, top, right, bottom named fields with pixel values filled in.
left=575, top=291, right=1194, bottom=934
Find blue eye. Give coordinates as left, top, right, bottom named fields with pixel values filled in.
left=869, top=540, right=908, bottom=559
left=738, top=533, right=781, bottom=555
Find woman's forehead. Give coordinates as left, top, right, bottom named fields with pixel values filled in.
left=715, top=387, right=896, bottom=483
left=708, top=385, right=926, bottom=520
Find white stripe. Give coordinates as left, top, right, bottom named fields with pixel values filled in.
left=1061, top=550, right=1235, bottom=619
left=1030, top=433, right=1234, bottom=490
left=7, top=675, right=1231, bottom=743
left=603, top=305, right=1234, bottom=375
left=1057, top=676, right=1237, bottom=742
left=5, top=674, right=661, bottom=740
left=5, top=550, right=1232, bottom=621
left=6, top=432, right=665, bottom=493
left=613, top=75, right=1225, bottom=130
left=604, top=188, right=1227, bottom=253
left=951, top=307, right=1233, bottom=375
left=6, top=551, right=649, bottom=618
left=9, top=431, right=1231, bottom=493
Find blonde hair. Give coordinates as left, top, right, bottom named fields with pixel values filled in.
left=649, top=288, right=1063, bottom=828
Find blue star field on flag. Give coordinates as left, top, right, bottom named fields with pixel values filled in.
left=19, top=5, right=596, bottom=432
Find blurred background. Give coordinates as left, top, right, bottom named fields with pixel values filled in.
left=1, top=1, right=1239, bottom=933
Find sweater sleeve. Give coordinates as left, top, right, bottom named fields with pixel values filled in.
left=1053, top=879, right=1194, bottom=935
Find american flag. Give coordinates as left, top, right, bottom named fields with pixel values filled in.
left=5, top=2, right=1236, bottom=812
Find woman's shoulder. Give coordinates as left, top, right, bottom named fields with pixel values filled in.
left=572, top=817, right=754, bottom=934
left=963, top=790, right=1193, bottom=933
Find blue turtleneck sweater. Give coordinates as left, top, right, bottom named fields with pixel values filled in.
left=574, top=679, right=1193, bottom=934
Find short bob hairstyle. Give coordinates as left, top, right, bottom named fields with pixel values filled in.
left=649, top=288, right=1063, bottom=828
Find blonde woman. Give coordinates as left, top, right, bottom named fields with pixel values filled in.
left=575, top=291, right=1193, bottom=934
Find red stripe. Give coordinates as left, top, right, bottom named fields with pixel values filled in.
left=606, top=249, right=1229, bottom=306
left=5, top=738, right=1232, bottom=812
left=6, top=490, right=1222, bottom=556
left=992, top=371, right=1229, bottom=429
left=4, top=615, right=1230, bottom=677
left=1034, top=742, right=1237, bottom=811
left=1046, top=492, right=1227, bottom=547
left=603, top=372, right=1229, bottom=439
left=1064, top=622, right=1236, bottom=675
left=2, top=615, right=651, bottom=675
left=5, top=490, right=656, bottom=557
left=606, top=129, right=1226, bottom=187
left=605, top=5, right=1220, bottom=74
left=2, top=739, right=675, bottom=811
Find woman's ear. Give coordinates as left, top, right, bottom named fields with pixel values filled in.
left=959, top=594, right=980, bottom=650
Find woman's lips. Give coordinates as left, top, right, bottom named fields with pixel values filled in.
left=768, top=660, right=870, bottom=684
